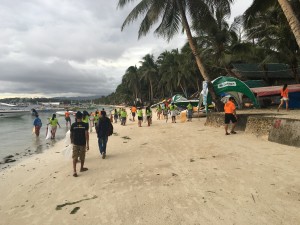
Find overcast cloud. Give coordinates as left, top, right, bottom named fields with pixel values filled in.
left=0, top=0, right=252, bottom=99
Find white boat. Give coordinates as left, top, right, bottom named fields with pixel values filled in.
left=0, top=103, right=30, bottom=118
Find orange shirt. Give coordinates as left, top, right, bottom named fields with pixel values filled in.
left=65, top=111, right=70, bottom=118
left=131, top=107, right=137, bottom=113
left=224, top=101, right=236, bottom=114
left=281, top=88, right=288, bottom=98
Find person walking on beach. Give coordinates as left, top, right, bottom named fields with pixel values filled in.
left=163, top=104, right=169, bottom=123
left=121, top=108, right=127, bottom=126
left=70, top=111, right=89, bottom=177
left=187, top=102, right=193, bottom=122
left=97, top=110, right=113, bottom=159
left=48, top=114, right=61, bottom=139
left=169, top=103, right=177, bottom=123
left=156, top=104, right=162, bottom=120
left=146, top=106, right=152, bottom=126
left=89, top=112, right=94, bottom=132
left=224, top=97, right=237, bottom=135
left=131, top=105, right=137, bottom=121
left=113, top=109, right=118, bottom=123
left=137, top=107, right=143, bottom=127
left=94, top=111, right=99, bottom=132
left=33, top=114, right=42, bottom=137
left=65, top=110, right=71, bottom=128
left=277, top=84, right=289, bottom=112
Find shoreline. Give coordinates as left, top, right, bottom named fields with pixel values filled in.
left=1, top=109, right=300, bottom=224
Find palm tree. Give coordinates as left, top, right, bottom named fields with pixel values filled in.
left=244, top=4, right=300, bottom=83
left=244, top=0, right=300, bottom=48
left=123, top=65, right=141, bottom=100
left=139, top=54, right=158, bottom=101
left=117, top=0, right=234, bottom=111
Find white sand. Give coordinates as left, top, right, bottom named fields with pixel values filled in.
left=0, top=110, right=300, bottom=225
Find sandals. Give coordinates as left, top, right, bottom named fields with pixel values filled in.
left=230, top=131, right=237, bottom=134
left=80, top=167, right=88, bottom=172
left=225, top=132, right=230, bottom=135
left=73, top=173, right=78, bottom=177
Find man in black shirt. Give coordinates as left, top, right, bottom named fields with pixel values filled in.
left=70, top=111, right=89, bottom=177
left=97, top=110, right=112, bottom=159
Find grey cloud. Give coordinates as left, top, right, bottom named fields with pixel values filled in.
left=0, top=0, right=250, bottom=98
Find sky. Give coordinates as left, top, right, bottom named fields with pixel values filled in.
left=0, top=0, right=252, bottom=99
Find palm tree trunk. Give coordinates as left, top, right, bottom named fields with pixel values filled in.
left=278, top=0, right=300, bottom=48
left=149, top=80, right=153, bottom=101
left=177, top=0, right=223, bottom=111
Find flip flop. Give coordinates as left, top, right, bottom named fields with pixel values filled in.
left=73, top=173, right=78, bottom=177
left=80, top=168, right=88, bottom=172
left=225, top=132, right=230, bottom=135
left=231, top=131, right=237, bottom=134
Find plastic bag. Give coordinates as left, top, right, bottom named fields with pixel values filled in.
left=65, top=130, right=71, bottom=146
left=45, top=125, right=52, bottom=140
left=62, top=145, right=73, bottom=160
left=62, top=130, right=72, bottom=160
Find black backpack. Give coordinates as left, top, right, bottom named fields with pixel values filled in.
left=108, top=121, right=113, bottom=136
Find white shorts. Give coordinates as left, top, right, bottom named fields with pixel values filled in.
left=281, top=97, right=289, bottom=101
left=171, top=110, right=176, bottom=117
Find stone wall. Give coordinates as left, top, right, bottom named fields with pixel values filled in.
left=205, top=112, right=300, bottom=147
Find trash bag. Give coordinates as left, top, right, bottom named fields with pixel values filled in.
left=45, top=125, right=52, bottom=140
left=65, top=130, right=71, bottom=146
left=62, top=145, right=73, bottom=160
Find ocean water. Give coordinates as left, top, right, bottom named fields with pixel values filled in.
left=0, top=107, right=113, bottom=164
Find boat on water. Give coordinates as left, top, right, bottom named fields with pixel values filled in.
left=0, top=103, right=30, bottom=118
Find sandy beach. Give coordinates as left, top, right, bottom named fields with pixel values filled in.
left=1, top=110, right=300, bottom=225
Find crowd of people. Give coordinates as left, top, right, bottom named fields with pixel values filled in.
left=31, top=83, right=291, bottom=177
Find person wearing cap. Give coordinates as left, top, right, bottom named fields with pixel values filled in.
left=224, top=97, right=237, bottom=135
left=97, top=110, right=112, bottom=159
left=70, top=111, right=89, bottom=177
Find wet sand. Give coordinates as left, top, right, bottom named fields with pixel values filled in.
left=0, top=109, right=300, bottom=225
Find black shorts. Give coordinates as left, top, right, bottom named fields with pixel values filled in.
left=138, top=116, right=143, bottom=121
left=225, top=113, right=237, bottom=124
left=132, top=112, right=136, bottom=117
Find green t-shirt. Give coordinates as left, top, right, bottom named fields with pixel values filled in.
left=121, top=111, right=127, bottom=118
left=137, top=109, right=143, bottom=117
left=94, top=115, right=99, bottom=123
left=187, top=103, right=193, bottom=110
left=146, top=109, right=152, bottom=116
left=82, top=117, right=89, bottom=124
left=49, top=118, right=59, bottom=126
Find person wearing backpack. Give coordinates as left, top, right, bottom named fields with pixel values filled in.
left=33, top=114, right=42, bottom=137
left=97, top=110, right=113, bottom=159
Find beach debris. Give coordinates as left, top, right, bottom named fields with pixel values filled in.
left=251, top=193, right=256, bottom=203
left=172, top=173, right=178, bottom=177
left=113, top=132, right=118, bottom=136
left=121, top=136, right=131, bottom=140
left=190, top=159, right=195, bottom=162
left=3, top=155, right=16, bottom=163
left=55, top=195, right=97, bottom=210
left=70, top=207, right=80, bottom=214
left=141, top=143, right=148, bottom=145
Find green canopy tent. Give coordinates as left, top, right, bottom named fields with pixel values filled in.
left=202, top=76, right=259, bottom=108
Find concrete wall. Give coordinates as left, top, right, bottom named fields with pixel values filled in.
left=205, top=113, right=300, bottom=147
